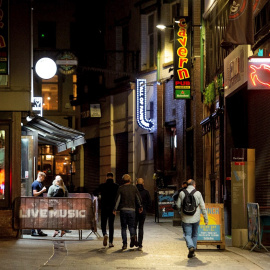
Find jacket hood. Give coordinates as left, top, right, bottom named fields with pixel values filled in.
left=106, top=178, right=114, bottom=184
left=136, top=184, right=144, bottom=191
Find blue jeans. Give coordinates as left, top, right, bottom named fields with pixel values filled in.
left=120, top=210, right=136, bottom=245
left=182, top=221, right=200, bottom=249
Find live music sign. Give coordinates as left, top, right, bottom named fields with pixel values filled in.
left=174, top=17, right=191, bottom=99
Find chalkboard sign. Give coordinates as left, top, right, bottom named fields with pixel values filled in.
left=155, top=189, right=175, bottom=222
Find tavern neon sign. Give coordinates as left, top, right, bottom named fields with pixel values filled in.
left=136, top=79, right=153, bottom=130
left=248, top=58, right=270, bottom=90
left=174, top=17, right=191, bottom=99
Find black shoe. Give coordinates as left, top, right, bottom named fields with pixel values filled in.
left=138, top=246, right=143, bottom=251
left=65, top=230, right=72, bottom=233
left=130, top=236, right=136, bottom=248
left=188, top=247, right=195, bottom=258
left=122, top=244, right=127, bottom=250
left=134, top=236, right=139, bottom=247
left=31, top=232, right=39, bottom=237
left=38, top=231, right=47, bottom=237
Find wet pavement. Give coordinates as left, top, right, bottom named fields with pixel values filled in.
left=1, top=214, right=270, bottom=270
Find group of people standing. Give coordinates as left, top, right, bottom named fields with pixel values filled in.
left=94, top=173, right=151, bottom=251
left=31, top=172, right=69, bottom=237
left=31, top=171, right=208, bottom=259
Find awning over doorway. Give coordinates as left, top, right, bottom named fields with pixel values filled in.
left=24, top=116, right=86, bottom=152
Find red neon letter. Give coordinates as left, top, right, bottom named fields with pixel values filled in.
left=177, top=68, right=190, bottom=80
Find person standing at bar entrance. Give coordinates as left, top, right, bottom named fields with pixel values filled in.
left=31, top=171, right=47, bottom=237
left=113, top=174, right=143, bottom=250
left=93, top=172, right=119, bottom=247
left=176, top=179, right=208, bottom=258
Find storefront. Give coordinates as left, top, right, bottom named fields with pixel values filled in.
left=22, top=116, right=86, bottom=195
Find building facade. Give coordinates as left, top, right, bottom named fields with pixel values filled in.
left=78, top=0, right=205, bottom=205
left=0, top=0, right=86, bottom=237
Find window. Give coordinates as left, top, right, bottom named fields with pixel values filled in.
left=0, top=75, right=8, bottom=86
left=171, top=127, right=177, bottom=169
left=38, top=146, right=72, bottom=187
left=0, top=125, right=10, bottom=207
left=42, top=75, right=59, bottom=111
left=141, top=133, right=153, bottom=161
left=38, top=21, right=56, bottom=48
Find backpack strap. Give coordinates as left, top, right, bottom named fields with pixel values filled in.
left=182, top=189, right=196, bottom=195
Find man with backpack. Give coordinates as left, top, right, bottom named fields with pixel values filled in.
left=176, top=179, right=208, bottom=259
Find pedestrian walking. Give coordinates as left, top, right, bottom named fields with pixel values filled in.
left=113, top=174, right=143, bottom=250
left=176, top=179, right=208, bottom=258
left=31, top=171, right=47, bottom=237
left=135, top=178, right=151, bottom=251
left=94, top=172, right=119, bottom=247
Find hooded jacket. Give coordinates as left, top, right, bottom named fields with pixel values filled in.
left=136, top=184, right=151, bottom=215
left=93, top=178, right=119, bottom=211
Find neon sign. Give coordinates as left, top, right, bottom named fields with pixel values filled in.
left=248, top=58, right=270, bottom=90
left=136, top=79, right=153, bottom=130
left=174, top=17, right=191, bottom=99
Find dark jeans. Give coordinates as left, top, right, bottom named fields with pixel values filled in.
left=31, top=229, right=41, bottom=235
left=135, top=213, right=146, bottom=247
left=101, top=209, right=115, bottom=243
left=120, top=210, right=136, bottom=245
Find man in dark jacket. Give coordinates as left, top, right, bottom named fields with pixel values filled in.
left=93, top=172, right=119, bottom=247
left=113, top=174, right=143, bottom=250
left=135, top=178, right=151, bottom=251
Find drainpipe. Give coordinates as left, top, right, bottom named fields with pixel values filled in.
left=157, top=0, right=161, bottom=81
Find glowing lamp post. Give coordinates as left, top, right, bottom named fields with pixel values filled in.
left=35, top=57, right=57, bottom=79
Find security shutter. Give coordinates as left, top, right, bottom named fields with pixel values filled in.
left=248, top=90, right=270, bottom=214
left=84, top=138, right=100, bottom=194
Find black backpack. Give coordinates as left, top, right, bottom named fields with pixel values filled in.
left=182, top=189, right=197, bottom=215
left=53, top=187, right=64, bottom=197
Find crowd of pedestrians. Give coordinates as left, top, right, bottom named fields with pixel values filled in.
left=31, top=171, right=207, bottom=258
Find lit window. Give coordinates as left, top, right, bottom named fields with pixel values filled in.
left=0, top=130, right=5, bottom=200
left=42, top=75, right=59, bottom=111
left=0, top=126, right=10, bottom=207
left=171, top=127, right=177, bottom=169
left=0, top=75, right=8, bottom=86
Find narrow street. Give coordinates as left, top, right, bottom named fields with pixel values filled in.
left=1, top=215, right=270, bottom=270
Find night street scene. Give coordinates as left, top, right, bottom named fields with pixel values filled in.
left=0, top=0, right=270, bottom=269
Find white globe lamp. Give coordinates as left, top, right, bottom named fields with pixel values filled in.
left=35, top=57, right=57, bottom=79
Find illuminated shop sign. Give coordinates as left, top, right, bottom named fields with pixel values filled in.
left=32, top=97, right=43, bottom=116
left=174, top=17, right=191, bottom=99
left=136, top=79, right=153, bottom=130
left=248, top=58, right=270, bottom=90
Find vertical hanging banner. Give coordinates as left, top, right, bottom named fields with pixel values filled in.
left=221, top=0, right=254, bottom=46
left=0, top=0, right=8, bottom=74
left=174, top=17, right=191, bottom=99
left=136, top=79, right=153, bottom=130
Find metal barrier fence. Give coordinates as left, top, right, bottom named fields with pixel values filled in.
left=13, top=196, right=96, bottom=232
